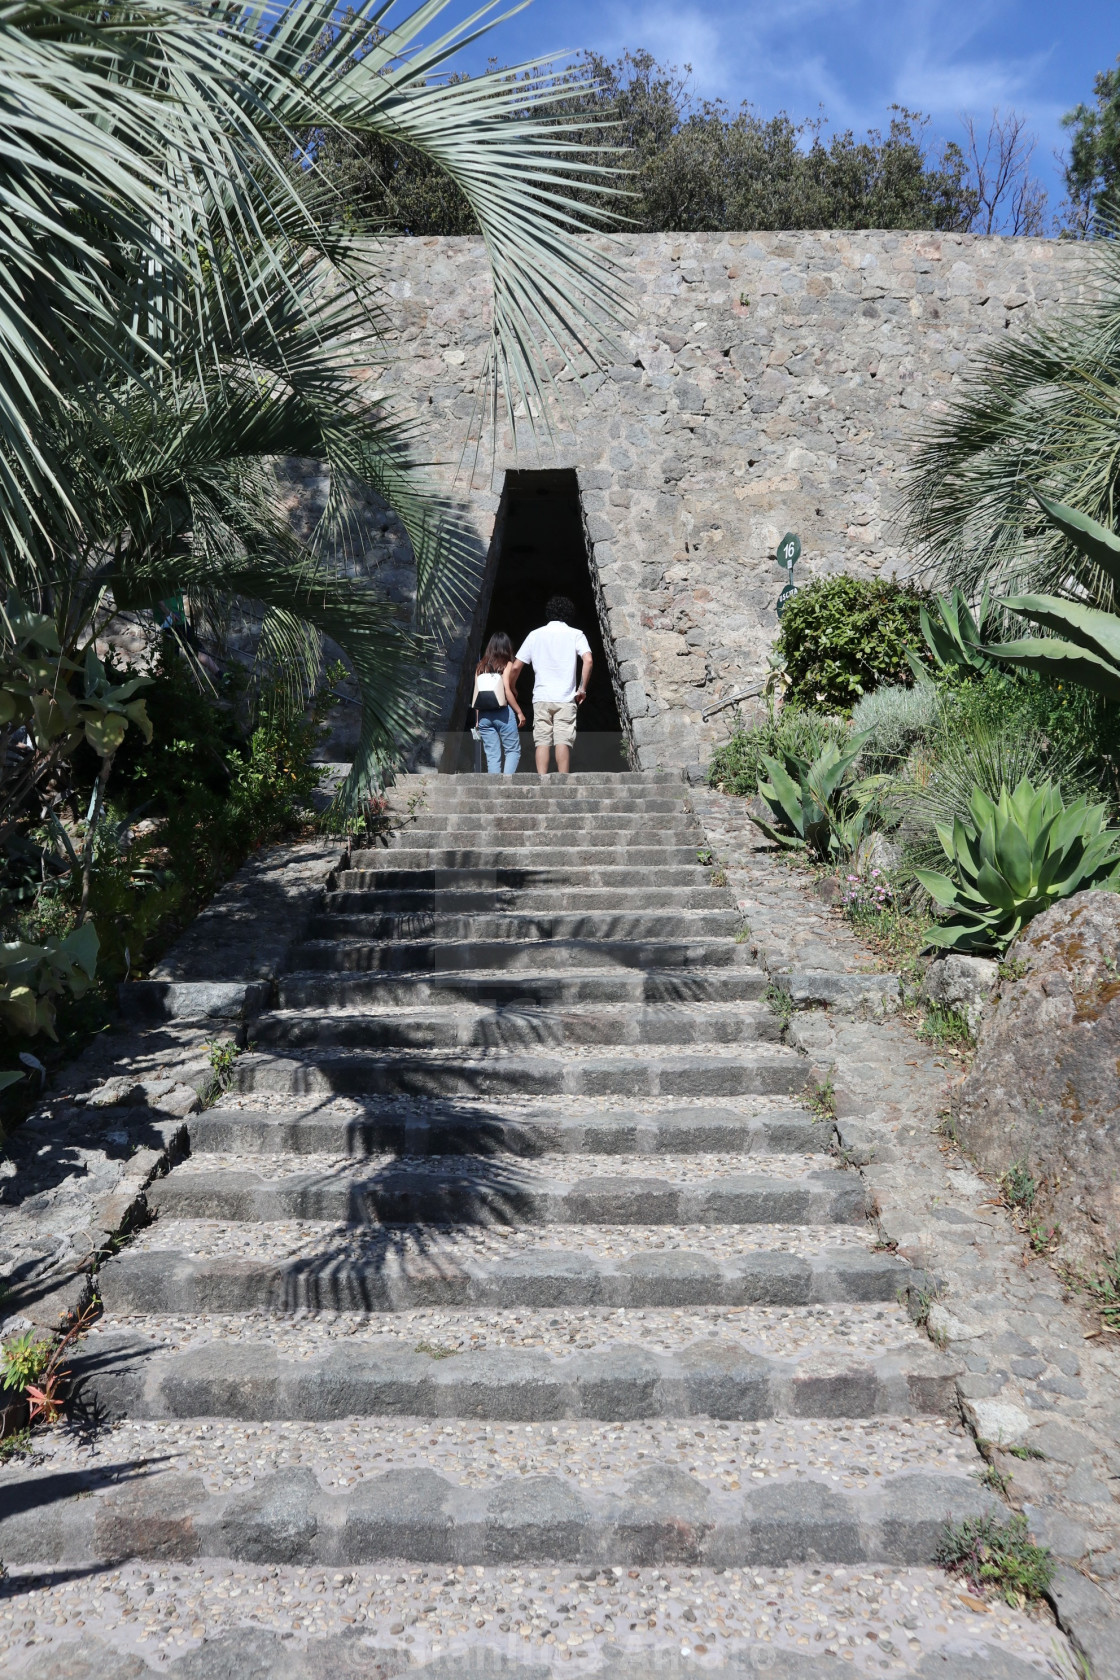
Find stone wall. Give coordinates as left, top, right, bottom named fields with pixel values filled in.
left=336, top=231, right=1094, bottom=771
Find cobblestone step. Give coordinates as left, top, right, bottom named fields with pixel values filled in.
left=395, top=814, right=704, bottom=834
left=0, top=1434, right=994, bottom=1569
left=305, top=911, right=743, bottom=942
left=274, top=967, right=768, bottom=1010
left=147, top=1159, right=866, bottom=1226
left=250, top=1002, right=782, bottom=1052
left=97, top=1234, right=906, bottom=1313
left=189, top=1102, right=825, bottom=1157
left=232, top=1046, right=807, bottom=1099
left=73, top=1325, right=962, bottom=1424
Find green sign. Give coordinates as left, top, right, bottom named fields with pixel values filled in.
left=776, top=583, right=798, bottom=618
left=776, top=532, right=801, bottom=572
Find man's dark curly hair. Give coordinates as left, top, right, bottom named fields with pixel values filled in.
left=546, top=595, right=577, bottom=623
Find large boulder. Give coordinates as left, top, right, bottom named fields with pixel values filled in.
left=953, top=889, right=1120, bottom=1258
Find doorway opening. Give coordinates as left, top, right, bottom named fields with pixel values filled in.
left=458, top=470, right=629, bottom=773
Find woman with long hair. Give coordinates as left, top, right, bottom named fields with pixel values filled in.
left=471, top=631, right=526, bottom=774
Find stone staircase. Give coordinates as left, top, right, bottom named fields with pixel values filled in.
left=1, top=771, right=1016, bottom=1675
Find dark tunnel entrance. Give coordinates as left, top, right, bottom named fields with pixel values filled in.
left=460, top=470, right=630, bottom=773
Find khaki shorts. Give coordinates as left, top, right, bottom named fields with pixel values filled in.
left=532, top=700, right=578, bottom=748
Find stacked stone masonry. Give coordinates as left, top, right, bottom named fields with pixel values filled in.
left=328, top=231, right=1093, bottom=769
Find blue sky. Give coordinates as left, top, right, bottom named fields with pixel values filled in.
left=449, top=0, right=1117, bottom=214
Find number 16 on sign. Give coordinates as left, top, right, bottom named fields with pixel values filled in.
left=775, top=532, right=800, bottom=618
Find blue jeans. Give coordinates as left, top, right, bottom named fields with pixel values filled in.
left=478, top=704, right=521, bottom=774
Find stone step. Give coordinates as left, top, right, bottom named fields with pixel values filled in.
left=189, top=1103, right=826, bottom=1158
left=148, top=1158, right=865, bottom=1226
left=326, top=886, right=731, bottom=911
left=250, top=1002, right=781, bottom=1053
left=3, top=1558, right=1060, bottom=1678
left=305, top=911, right=742, bottom=943
left=74, top=1323, right=962, bottom=1424
left=400, top=796, right=692, bottom=815
left=392, top=822, right=703, bottom=843
left=349, top=848, right=706, bottom=869
left=398, top=808, right=698, bottom=825
left=288, top=939, right=759, bottom=975
left=275, top=966, right=768, bottom=1011
left=0, top=1421, right=993, bottom=1568
left=334, top=865, right=717, bottom=889
left=232, top=1045, right=805, bottom=1099
left=97, top=1232, right=907, bottom=1313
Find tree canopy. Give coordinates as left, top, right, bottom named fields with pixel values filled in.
left=310, top=49, right=980, bottom=237
left=1062, top=56, right=1120, bottom=235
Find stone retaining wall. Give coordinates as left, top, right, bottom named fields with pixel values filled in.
left=309, top=231, right=1094, bottom=770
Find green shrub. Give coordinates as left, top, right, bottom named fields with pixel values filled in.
left=776, top=576, right=930, bottom=711
left=916, top=775, right=1120, bottom=953
left=707, top=707, right=848, bottom=798
left=850, top=683, right=943, bottom=771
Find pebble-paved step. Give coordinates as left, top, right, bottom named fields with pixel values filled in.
left=146, top=1158, right=868, bottom=1225
left=274, top=967, right=769, bottom=1010
left=305, top=911, right=743, bottom=941
left=251, top=1002, right=781, bottom=1051
left=288, top=938, right=760, bottom=973
left=0, top=1431, right=994, bottom=1569
left=233, top=1046, right=807, bottom=1098
left=327, top=886, right=734, bottom=911
left=189, top=1101, right=825, bottom=1156
left=394, top=810, right=705, bottom=829
left=73, top=1322, right=961, bottom=1423
left=98, top=1232, right=906, bottom=1313
left=351, top=848, right=709, bottom=869
left=334, top=866, right=719, bottom=888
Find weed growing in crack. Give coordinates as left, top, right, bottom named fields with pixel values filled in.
left=1061, top=1246, right=1120, bottom=1336
left=1029, top=1222, right=1061, bottom=1256
left=414, top=1342, right=457, bottom=1360
left=997, top=956, right=1030, bottom=983
left=764, top=980, right=793, bottom=1027
left=203, top=1038, right=241, bottom=1107
left=1001, top=1160, right=1038, bottom=1213
left=935, top=1511, right=1054, bottom=1608
left=0, top=1331, right=52, bottom=1394
left=804, top=1071, right=836, bottom=1123
left=975, top=1462, right=1012, bottom=1498
left=0, top=1427, right=31, bottom=1464
left=917, top=1002, right=973, bottom=1051
left=1006, top=1444, right=1046, bottom=1461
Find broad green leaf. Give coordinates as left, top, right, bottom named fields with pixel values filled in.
left=914, top=867, right=960, bottom=907
left=1033, top=490, right=1120, bottom=587
left=983, top=638, right=1120, bottom=700
left=999, top=594, right=1120, bottom=666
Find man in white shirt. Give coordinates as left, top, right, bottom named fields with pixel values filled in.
left=508, top=596, right=593, bottom=775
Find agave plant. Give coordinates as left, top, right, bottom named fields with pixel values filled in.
left=982, top=494, right=1120, bottom=699
left=908, top=587, right=995, bottom=680
left=753, top=732, right=884, bottom=861
left=915, top=775, right=1120, bottom=952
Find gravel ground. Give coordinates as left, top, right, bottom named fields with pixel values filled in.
left=20, top=1414, right=977, bottom=1494
left=128, top=1219, right=874, bottom=1262
left=94, top=1301, right=923, bottom=1359
left=0, top=1559, right=1060, bottom=1675
left=165, top=1152, right=833, bottom=1185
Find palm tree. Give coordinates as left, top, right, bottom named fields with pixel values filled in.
left=3, top=0, right=626, bottom=794
left=903, top=237, right=1120, bottom=615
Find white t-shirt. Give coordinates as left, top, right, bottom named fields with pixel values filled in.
left=516, top=621, right=591, bottom=704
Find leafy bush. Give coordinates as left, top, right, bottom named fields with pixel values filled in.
left=916, top=775, right=1120, bottom=952
left=776, top=576, right=930, bottom=711
left=754, top=732, right=884, bottom=862
left=0, top=924, right=98, bottom=1039
left=707, top=706, right=848, bottom=797
left=850, top=683, right=943, bottom=771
